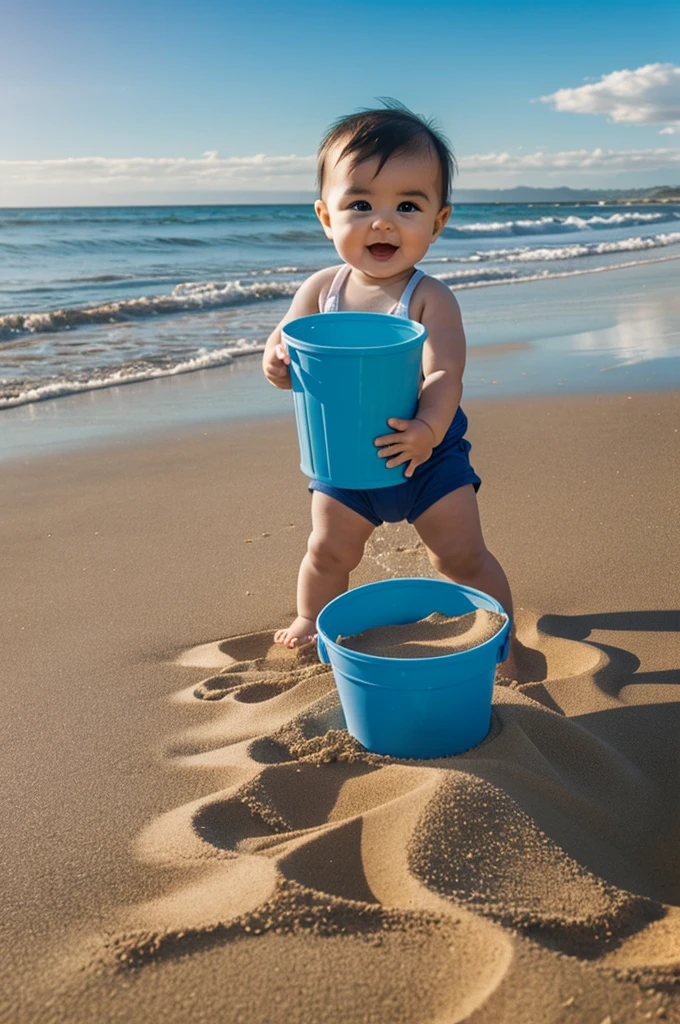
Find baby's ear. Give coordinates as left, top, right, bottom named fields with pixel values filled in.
left=432, top=205, right=452, bottom=239
left=315, top=199, right=334, bottom=239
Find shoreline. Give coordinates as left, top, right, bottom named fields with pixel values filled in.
left=4, top=382, right=680, bottom=473
left=2, top=254, right=680, bottom=462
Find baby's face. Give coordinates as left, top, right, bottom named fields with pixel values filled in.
left=315, top=145, right=450, bottom=279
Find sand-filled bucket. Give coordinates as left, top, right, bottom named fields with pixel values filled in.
left=282, top=312, right=426, bottom=489
left=316, top=579, right=510, bottom=759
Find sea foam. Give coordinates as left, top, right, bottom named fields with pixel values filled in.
left=0, top=279, right=300, bottom=339
left=0, top=340, right=264, bottom=409
left=433, top=252, right=680, bottom=289
left=424, top=231, right=680, bottom=267
left=444, top=210, right=678, bottom=239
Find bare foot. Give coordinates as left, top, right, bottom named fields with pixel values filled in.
left=274, top=616, right=317, bottom=649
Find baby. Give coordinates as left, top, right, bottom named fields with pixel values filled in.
left=262, top=102, right=516, bottom=664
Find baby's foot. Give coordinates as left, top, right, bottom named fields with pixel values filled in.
left=274, top=616, right=317, bottom=649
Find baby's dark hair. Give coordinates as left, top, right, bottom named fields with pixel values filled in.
left=317, top=99, right=456, bottom=208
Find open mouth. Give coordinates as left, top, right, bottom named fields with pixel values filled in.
left=368, top=243, right=399, bottom=260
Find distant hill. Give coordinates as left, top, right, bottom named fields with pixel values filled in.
left=451, top=185, right=680, bottom=204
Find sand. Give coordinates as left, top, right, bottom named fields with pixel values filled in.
left=338, top=609, right=507, bottom=658
left=1, top=391, right=679, bottom=1023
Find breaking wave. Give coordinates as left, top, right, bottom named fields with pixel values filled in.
left=0, top=340, right=264, bottom=409
left=443, top=210, right=679, bottom=239
left=0, top=279, right=301, bottom=339
left=433, top=252, right=680, bottom=289
left=425, top=231, right=680, bottom=266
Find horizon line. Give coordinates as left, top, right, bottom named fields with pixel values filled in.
left=2, top=182, right=679, bottom=212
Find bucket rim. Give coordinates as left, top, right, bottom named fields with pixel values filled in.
left=316, top=578, right=510, bottom=667
left=282, top=311, right=427, bottom=355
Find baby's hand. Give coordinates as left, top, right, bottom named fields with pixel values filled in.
left=263, top=342, right=292, bottom=389
left=374, top=418, right=436, bottom=478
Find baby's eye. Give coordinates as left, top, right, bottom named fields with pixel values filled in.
left=397, top=201, right=420, bottom=213
left=348, top=200, right=371, bottom=212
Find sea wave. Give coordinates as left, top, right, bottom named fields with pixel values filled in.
left=0, top=278, right=300, bottom=339
left=443, top=210, right=679, bottom=239
left=3, top=252, right=679, bottom=410
left=0, top=229, right=324, bottom=256
left=0, top=235, right=212, bottom=254
left=250, top=266, right=312, bottom=275
left=4, top=242, right=680, bottom=340
left=0, top=340, right=264, bottom=409
left=425, top=231, right=680, bottom=266
left=433, top=252, right=680, bottom=289
left=0, top=207, right=312, bottom=230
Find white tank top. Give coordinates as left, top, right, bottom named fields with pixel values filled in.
left=320, top=264, right=425, bottom=319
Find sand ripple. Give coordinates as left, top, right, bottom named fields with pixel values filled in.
left=62, top=611, right=680, bottom=1022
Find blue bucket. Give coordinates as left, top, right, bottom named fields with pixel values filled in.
left=282, top=312, right=426, bottom=489
left=316, top=579, right=510, bottom=759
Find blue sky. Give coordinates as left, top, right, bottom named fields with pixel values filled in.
left=1, top=0, right=679, bottom=203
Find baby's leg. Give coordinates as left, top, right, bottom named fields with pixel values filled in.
left=275, top=490, right=375, bottom=648
left=413, top=485, right=546, bottom=681
left=411, top=484, right=524, bottom=681
left=413, top=484, right=513, bottom=617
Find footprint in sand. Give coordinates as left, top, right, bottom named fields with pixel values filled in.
left=68, top=612, right=680, bottom=1023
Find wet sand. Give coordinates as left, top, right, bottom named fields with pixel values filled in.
left=1, top=391, right=679, bottom=1023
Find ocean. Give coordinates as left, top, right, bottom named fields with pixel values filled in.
left=1, top=201, right=680, bottom=410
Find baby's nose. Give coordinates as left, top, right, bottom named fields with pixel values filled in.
left=371, top=212, right=394, bottom=230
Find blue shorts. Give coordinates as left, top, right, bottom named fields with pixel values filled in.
left=309, top=408, right=481, bottom=527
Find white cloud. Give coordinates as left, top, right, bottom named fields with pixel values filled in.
left=458, top=147, right=680, bottom=174
left=0, top=152, right=316, bottom=189
left=540, top=63, right=680, bottom=127
left=1, top=147, right=679, bottom=202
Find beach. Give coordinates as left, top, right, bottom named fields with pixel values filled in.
left=2, top=201, right=680, bottom=1021
left=2, top=380, right=679, bottom=1022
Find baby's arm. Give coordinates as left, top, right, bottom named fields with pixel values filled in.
left=262, top=269, right=335, bottom=389
left=415, top=280, right=466, bottom=444
left=375, top=280, right=465, bottom=476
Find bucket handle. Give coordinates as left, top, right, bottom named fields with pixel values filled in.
left=317, top=633, right=330, bottom=664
